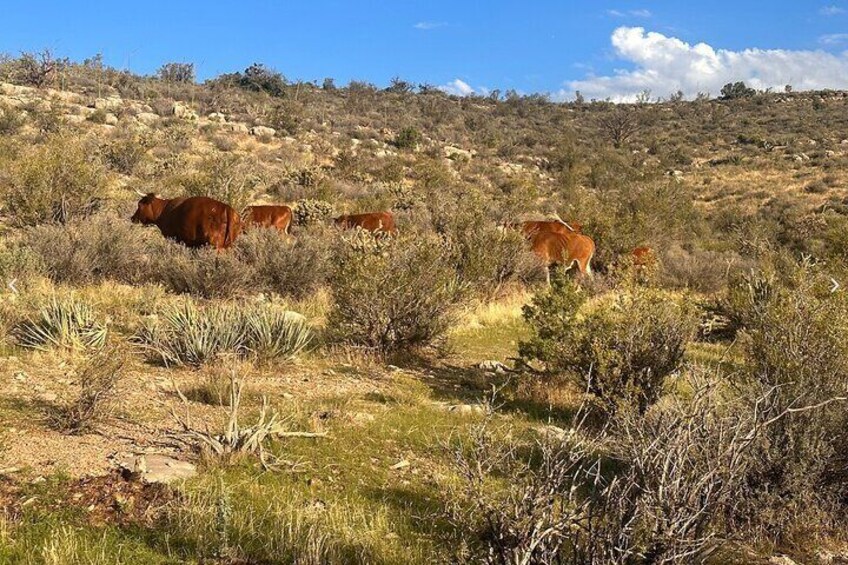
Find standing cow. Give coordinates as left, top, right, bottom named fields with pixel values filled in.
left=131, top=193, right=241, bottom=249
left=334, top=211, right=397, bottom=235
left=243, top=205, right=293, bottom=234
left=530, top=230, right=595, bottom=284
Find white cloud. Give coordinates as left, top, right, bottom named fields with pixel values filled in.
left=562, top=27, right=848, bottom=102
left=820, top=33, right=848, bottom=44
left=414, top=21, right=447, bottom=30
left=606, top=8, right=652, bottom=18
left=820, top=5, right=846, bottom=15
left=439, top=78, right=476, bottom=96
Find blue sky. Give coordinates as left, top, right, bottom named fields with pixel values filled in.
left=2, top=1, right=848, bottom=100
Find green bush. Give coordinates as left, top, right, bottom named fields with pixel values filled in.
left=328, top=235, right=466, bottom=353
left=519, top=277, right=697, bottom=413
left=3, top=134, right=107, bottom=226
left=394, top=127, right=422, bottom=150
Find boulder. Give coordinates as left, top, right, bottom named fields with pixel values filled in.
left=446, top=404, right=487, bottom=415
left=93, top=97, right=123, bottom=111
left=104, top=113, right=119, bottom=126
left=226, top=122, right=250, bottom=134
left=207, top=112, right=227, bottom=123
left=118, top=454, right=197, bottom=484
left=135, top=112, right=159, bottom=126
left=443, top=145, right=473, bottom=160
left=250, top=125, right=276, bottom=137
left=173, top=102, right=197, bottom=120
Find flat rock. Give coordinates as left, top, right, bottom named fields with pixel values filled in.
left=118, top=454, right=197, bottom=484
left=477, top=360, right=508, bottom=373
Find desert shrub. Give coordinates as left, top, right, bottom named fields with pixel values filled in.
left=234, top=227, right=332, bottom=299
left=3, top=134, right=107, bottom=226
left=0, top=103, right=25, bottom=134
left=101, top=129, right=155, bottom=174
left=151, top=244, right=253, bottom=299
left=86, top=108, right=108, bottom=124
left=394, top=127, right=422, bottom=149
left=138, top=301, right=312, bottom=367
left=47, top=346, right=126, bottom=433
left=447, top=376, right=767, bottom=564
left=658, top=245, right=747, bottom=293
left=22, top=212, right=156, bottom=286
left=14, top=296, right=108, bottom=351
left=327, top=235, right=466, bottom=353
left=727, top=260, right=848, bottom=542
left=292, top=198, right=334, bottom=226
left=174, top=153, right=261, bottom=212
left=519, top=276, right=698, bottom=413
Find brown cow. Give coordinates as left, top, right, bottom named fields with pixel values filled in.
left=631, top=246, right=655, bottom=268
left=334, top=211, right=397, bottom=235
left=530, top=230, right=595, bottom=284
left=244, top=205, right=293, bottom=234
left=518, top=219, right=583, bottom=238
left=131, top=193, right=241, bottom=249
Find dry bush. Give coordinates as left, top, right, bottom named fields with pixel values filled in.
left=0, top=103, right=26, bottom=134
left=234, top=226, right=332, bottom=299
left=657, top=245, right=747, bottom=293
left=726, top=260, right=848, bottom=543
left=327, top=234, right=466, bottom=353
left=447, top=375, right=826, bottom=564
left=100, top=128, right=156, bottom=175
left=519, top=277, right=698, bottom=413
left=151, top=244, right=253, bottom=299
left=3, top=134, right=107, bottom=226
left=47, top=346, right=126, bottom=434
left=173, top=153, right=262, bottom=212
left=22, top=212, right=157, bottom=286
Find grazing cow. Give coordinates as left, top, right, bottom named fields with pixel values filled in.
left=244, top=205, right=293, bottom=234
left=131, top=193, right=241, bottom=249
left=518, top=219, right=583, bottom=238
left=334, top=211, right=397, bottom=235
left=530, top=230, right=595, bottom=284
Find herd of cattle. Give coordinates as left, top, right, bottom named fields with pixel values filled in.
left=130, top=192, right=649, bottom=279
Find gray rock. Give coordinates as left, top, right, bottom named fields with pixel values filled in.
left=446, top=404, right=487, bottom=415
left=477, top=360, right=508, bottom=373
left=118, top=454, right=197, bottom=484
left=104, top=113, right=119, bottom=126
left=250, top=125, right=276, bottom=137
left=135, top=112, right=159, bottom=126
left=207, top=112, right=227, bottom=123
left=173, top=102, right=197, bottom=120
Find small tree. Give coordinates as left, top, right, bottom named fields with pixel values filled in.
left=720, top=81, right=756, bottom=100
left=596, top=107, right=641, bottom=148
left=157, top=62, right=196, bottom=83
left=239, top=63, right=286, bottom=96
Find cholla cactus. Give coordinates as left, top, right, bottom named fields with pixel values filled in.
left=292, top=199, right=334, bottom=226
left=384, top=182, right=421, bottom=211
left=343, top=226, right=393, bottom=256
left=286, top=166, right=323, bottom=188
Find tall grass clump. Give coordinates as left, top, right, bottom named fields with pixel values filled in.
left=519, top=276, right=697, bottom=413
left=14, top=296, right=108, bottom=351
left=138, top=301, right=312, bottom=367
left=327, top=233, right=466, bottom=353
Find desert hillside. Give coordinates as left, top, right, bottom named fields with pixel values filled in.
left=0, top=56, right=846, bottom=564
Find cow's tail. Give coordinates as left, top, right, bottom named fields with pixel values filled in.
left=224, top=207, right=241, bottom=248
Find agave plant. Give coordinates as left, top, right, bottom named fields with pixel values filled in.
left=15, top=296, right=108, bottom=351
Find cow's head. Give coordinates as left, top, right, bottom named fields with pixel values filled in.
left=131, top=193, right=165, bottom=224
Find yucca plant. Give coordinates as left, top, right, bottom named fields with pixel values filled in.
left=138, top=302, right=245, bottom=367
left=138, top=301, right=311, bottom=367
left=15, top=296, right=108, bottom=351
left=244, top=308, right=313, bottom=363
